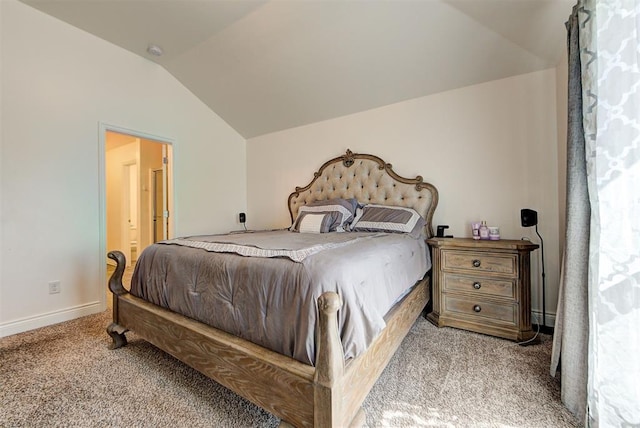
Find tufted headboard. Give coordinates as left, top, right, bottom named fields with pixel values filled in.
left=288, top=150, right=439, bottom=238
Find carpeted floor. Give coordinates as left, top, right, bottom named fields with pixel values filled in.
left=0, top=309, right=579, bottom=427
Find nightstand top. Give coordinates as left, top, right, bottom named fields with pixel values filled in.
left=427, top=237, right=538, bottom=251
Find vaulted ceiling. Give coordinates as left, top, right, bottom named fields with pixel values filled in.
left=20, top=0, right=575, bottom=138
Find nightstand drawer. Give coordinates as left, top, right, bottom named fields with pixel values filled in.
left=442, top=251, right=516, bottom=275
left=443, top=295, right=517, bottom=325
left=443, top=273, right=515, bottom=299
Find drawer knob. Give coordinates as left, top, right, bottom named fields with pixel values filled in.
left=473, top=282, right=481, bottom=290
left=472, top=259, right=481, bottom=267
left=473, top=305, right=482, bottom=313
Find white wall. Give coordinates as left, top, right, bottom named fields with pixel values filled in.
left=0, top=0, right=246, bottom=336
left=247, top=69, right=561, bottom=326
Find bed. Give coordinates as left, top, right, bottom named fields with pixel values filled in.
left=107, top=149, right=438, bottom=427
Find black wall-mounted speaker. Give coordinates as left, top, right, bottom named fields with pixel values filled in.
left=521, top=209, right=538, bottom=227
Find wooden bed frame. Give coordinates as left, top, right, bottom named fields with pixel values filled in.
left=107, top=149, right=438, bottom=427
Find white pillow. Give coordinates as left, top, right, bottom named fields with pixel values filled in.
left=297, top=213, right=331, bottom=234
left=290, top=198, right=358, bottom=233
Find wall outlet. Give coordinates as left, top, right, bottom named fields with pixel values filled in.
left=239, top=212, right=246, bottom=223
left=48, top=280, right=61, bottom=294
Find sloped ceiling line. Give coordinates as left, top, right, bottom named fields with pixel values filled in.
left=20, top=0, right=575, bottom=138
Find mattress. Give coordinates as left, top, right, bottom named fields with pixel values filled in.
left=130, top=230, right=430, bottom=365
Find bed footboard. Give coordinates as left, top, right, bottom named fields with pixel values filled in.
left=106, top=250, right=367, bottom=427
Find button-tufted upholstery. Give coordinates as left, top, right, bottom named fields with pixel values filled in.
left=288, top=150, right=438, bottom=237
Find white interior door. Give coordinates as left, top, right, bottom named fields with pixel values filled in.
left=152, top=168, right=164, bottom=242
left=120, top=162, right=137, bottom=263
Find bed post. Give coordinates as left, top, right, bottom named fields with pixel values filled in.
left=107, top=250, right=128, bottom=349
left=313, top=292, right=358, bottom=427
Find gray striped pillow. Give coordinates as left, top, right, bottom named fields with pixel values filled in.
left=351, top=204, right=426, bottom=237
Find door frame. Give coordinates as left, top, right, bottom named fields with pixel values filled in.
left=98, top=122, right=175, bottom=311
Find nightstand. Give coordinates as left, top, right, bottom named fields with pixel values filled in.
left=426, top=237, right=539, bottom=342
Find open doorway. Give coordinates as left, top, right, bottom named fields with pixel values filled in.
left=105, top=131, right=173, bottom=264
left=100, top=125, right=174, bottom=309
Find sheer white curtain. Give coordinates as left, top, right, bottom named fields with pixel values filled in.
left=553, top=0, right=640, bottom=426
left=583, top=1, right=640, bottom=425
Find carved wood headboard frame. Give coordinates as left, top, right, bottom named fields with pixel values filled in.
left=288, top=149, right=439, bottom=238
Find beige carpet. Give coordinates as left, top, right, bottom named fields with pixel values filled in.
left=0, top=309, right=579, bottom=427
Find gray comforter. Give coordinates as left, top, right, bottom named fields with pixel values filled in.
left=130, top=230, right=430, bottom=365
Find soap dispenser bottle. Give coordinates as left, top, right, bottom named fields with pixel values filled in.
left=479, top=220, right=490, bottom=240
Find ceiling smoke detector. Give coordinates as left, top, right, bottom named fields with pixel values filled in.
left=146, top=44, right=164, bottom=57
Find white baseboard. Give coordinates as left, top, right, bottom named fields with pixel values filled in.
left=0, top=301, right=104, bottom=338
left=531, top=309, right=556, bottom=328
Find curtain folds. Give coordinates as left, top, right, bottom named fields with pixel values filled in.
left=553, top=1, right=640, bottom=426
left=550, top=3, right=589, bottom=422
